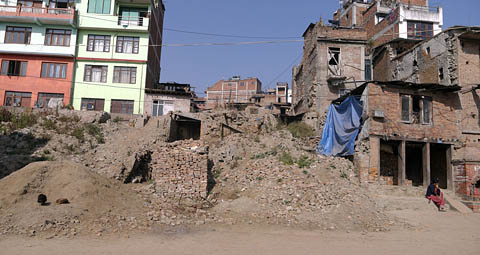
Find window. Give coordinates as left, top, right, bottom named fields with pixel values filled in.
left=81, top=98, right=105, bottom=111
left=5, top=26, right=32, bottom=44
left=422, top=97, right=432, bottom=124
left=240, top=82, right=245, bottom=86
left=116, top=36, right=139, bottom=54
left=113, top=66, right=136, bottom=84
left=41, top=62, right=67, bottom=79
left=152, top=100, right=173, bottom=116
left=438, top=68, right=444, bottom=80
left=37, top=93, right=64, bottom=108
left=87, top=0, right=111, bottom=14
left=401, top=95, right=410, bottom=122
left=84, top=65, right=108, bottom=83
left=365, top=59, right=372, bottom=80
left=45, top=29, right=71, bottom=46
left=1, top=60, right=27, bottom=76
left=401, top=95, right=433, bottom=124
left=407, top=21, right=433, bottom=40
left=4, top=91, right=32, bottom=107
left=328, top=47, right=341, bottom=76
left=87, top=35, right=111, bottom=52
left=110, top=100, right=134, bottom=114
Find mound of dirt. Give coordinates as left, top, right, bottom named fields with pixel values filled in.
left=0, top=161, right=149, bottom=237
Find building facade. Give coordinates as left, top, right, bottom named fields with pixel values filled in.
left=144, top=82, right=192, bottom=116
left=72, top=0, right=164, bottom=114
left=0, top=1, right=77, bottom=108
left=205, top=76, right=262, bottom=108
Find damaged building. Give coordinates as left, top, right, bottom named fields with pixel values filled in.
left=323, top=26, right=480, bottom=211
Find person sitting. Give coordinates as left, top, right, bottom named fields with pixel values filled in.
left=425, top=178, right=446, bottom=211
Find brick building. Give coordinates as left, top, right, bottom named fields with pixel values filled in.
left=350, top=26, right=480, bottom=211
left=205, top=76, right=261, bottom=108
left=144, top=82, right=192, bottom=117
left=291, top=23, right=367, bottom=118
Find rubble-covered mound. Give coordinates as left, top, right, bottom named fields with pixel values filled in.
left=207, top=132, right=394, bottom=231
left=0, top=161, right=149, bottom=238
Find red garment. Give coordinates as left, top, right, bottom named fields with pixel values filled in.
left=427, top=192, right=445, bottom=207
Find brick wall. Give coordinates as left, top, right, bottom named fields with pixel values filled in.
left=150, top=141, right=208, bottom=200
left=367, top=83, right=462, bottom=141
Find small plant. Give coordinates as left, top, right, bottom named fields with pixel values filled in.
left=283, top=200, right=291, bottom=205
left=85, top=123, right=104, bottom=143
left=303, top=170, right=309, bottom=175
left=43, top=149, right=50, bottom=155
left=278, top=151, right=294, bottom=165
left=8, top=112, right=38, bottom=131
left=297, top=156, right=312, bottom=169
left=64, top=144, right=76, bottom=152
left=0, top=107, right=12, bottom=122
left=330, top=165, right=336, bottom=169
left=256, top=176, right=263, bottom=181
left=277, top=178, right=283, bottom=183
left=213, top=169, right=222, bottom=179
left=112, top=116, right=123, bottom=123
left=71, top=127, right=85, bottom=142
left=41, top=118, right=57, bottom=131
left=286, top=122, right=315, bottom=138
left=230, top=159, right=239, bottom=169
left=340, top=171, right=348, bottom=179
left=255, top=153, right=266, bottom=159
left=254, top=135, right=260, bottom=143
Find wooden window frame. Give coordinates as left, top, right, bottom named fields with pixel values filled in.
left=44, top=29, right=72, bottom=46
left=5, top=26, right=32, bottom=44
left=113, top=66, right=136, bottom=84
left=87, top=35, right=111, bottom=52
left=110, top=99, right=134, bottom=114
left=83, top=65, right=108, bottom=83
left=1, top=60, right=28, bottom=76
left=41, top=62, right=67, bottom=79
left=115, top=36, right=139, bottom=54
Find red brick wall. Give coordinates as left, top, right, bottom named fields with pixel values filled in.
left=457, top=39, right=480, bottom=86
left=367, top=83, right=461, bottom=141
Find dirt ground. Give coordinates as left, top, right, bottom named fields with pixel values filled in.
left=2, top=194, right=479, bottom=255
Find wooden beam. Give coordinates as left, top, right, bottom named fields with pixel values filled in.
left=423, top=143, right=431, bottom=187
left=398, top=140, right=406, bottom=187
left=446, top=145, right=453, bottom=190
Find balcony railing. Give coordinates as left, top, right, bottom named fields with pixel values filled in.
left=0, top=6, right=74, bottom=17
left=402, top=4, right=440, bottom=13
left=117, top=16, right=146, bottom=27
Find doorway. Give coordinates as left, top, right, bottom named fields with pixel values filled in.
left=430, top=143, right=449, bottom=189
left=405, top=142, right=424, bottom=186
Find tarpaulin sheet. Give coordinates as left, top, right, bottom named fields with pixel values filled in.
left=317, top=96, right=363, bottom=157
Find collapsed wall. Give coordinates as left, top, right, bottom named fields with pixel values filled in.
left=150, top=140, right=208, bottom=200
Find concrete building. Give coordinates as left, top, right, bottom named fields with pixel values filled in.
left=72, top=0, right=164, bottom=114
left=144, top=82, right=192, bottom=116
left=276, top=82, right=288, bottom=104
left=205, top=76, right=262, bottom=108
left=0, top=0, right=77, bottom=108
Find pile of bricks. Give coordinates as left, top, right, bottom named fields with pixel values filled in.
left=150, top=140, right=208, bottom=200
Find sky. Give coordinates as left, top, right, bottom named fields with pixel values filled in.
left=159, top=0, right=480, bottom=96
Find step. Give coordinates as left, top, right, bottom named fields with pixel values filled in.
left=443, top=193, right=473, bottom=214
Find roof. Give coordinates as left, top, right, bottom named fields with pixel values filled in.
left=332, top=81, right=462, bottom=104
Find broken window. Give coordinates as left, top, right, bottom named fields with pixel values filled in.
left=422, top=97, right=432, bottom=124
left=328, top=47, right=341, bottom=76
left=1, top=60, right=27, bottom=76
left=438, top=68, right=444, bottom=80
left=401, top=95, right=410, bottom=122
left=365, top=59, right=372, bottom=80
left=400, top=94, right=433, bottom=124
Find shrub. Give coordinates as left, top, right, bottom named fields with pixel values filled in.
left=0, top=107, right=12, bottom=122
left=297, top=156, right=312, bottom=169
left=85, top=123, right=105, bottom=143
left=278, top=151, right=294, bottom=165
left=112, top=116, right=123, bottom=123
left=9, top=112, right=38, bottom=131
left=41, top=118, right=57, bottom=131
left=71, top=127, right=85, bottom=141
left=286, top=122, right=315, bottom=138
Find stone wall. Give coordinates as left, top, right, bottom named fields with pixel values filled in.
left=150, top=140, right=208, bottom=200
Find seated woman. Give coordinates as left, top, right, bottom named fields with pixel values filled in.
left=425, top=178, right=446, bottom=211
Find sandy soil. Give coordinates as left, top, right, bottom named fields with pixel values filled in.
left=1, top=208, right=479, bottom=255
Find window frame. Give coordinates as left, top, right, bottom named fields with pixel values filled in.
left=115, top=36, right=139, bottom=54
left=110, top=99, right=134, bottom=114
left=83, top=65, right=108, bottom=83
left=113, top=66, right=137, bottom=84
left=87, top=34, right=111, bottom=52
left=44, top=29, right=72, bottom=46
left=87, top=0, right=111, bottom=14
left=400, top=94, right=433, bottom=125
left=41, top=62, right=67, bottom=79
left=5, top=26, right=32, bottom=44
left=1, top=60, right=28, bottom=77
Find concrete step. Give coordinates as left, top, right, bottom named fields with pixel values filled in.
left=443, top=193, right=473, bottom=214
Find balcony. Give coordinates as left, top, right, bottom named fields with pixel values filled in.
left=0, top=6, right=75, bottom=26
left=399, top=4, right=443, bottom=25
left=79, top=13, right=149, bottom=32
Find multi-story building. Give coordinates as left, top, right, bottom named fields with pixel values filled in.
left=205, top=76, right=262, bottom=108
left=276, top=82, right=288, bottom=104
left=0, top=1, right=77, bottom=108
left=72, top=0, right=164, bottom=114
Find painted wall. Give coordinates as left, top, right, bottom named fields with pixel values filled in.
left=143, top=93, right=191, bottom=116
left=0, top=54, right=73, bottom=107
left=72, top=60, right=147, bottom=114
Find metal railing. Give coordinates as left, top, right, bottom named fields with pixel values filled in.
left=117, top=16, right=145, bottom=27
left=0, top=6, right=74, bottom=16
left=402, top=4, right=440, bottom=13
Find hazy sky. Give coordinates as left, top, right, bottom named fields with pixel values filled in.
left=160, top=0, right=480, bottom=96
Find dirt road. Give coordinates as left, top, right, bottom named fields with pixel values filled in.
left=1, top=209, right=479, bottom=255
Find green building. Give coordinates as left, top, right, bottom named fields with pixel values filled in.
left=72, top=0, right=164, bottom=114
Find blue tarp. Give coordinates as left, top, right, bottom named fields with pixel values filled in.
left=317, top=96, right=363, bottom=157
